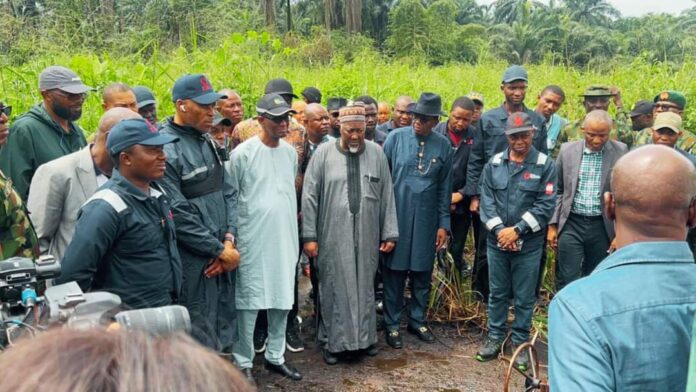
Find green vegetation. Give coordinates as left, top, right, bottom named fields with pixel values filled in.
left=3, top=35, right=696, bottom=134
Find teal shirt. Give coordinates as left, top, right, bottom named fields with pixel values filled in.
left=549, top=241, right=696, bottom=391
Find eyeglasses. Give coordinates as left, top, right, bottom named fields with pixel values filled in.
left=0, top=106, right=11, bottom=117
left=52, top=90, right=87, bottom=102
left=263, top=114, right=290, bottom=124
left=414, top=114, right=437, bottom=123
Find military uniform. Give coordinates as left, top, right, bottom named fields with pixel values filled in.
left=480, top=147, right=557, bottom=346
left=553, top=108, right=633, bottom=156
left=0, top=169, right=39, bottom=260
left=632, top=127, right=696, bottom=154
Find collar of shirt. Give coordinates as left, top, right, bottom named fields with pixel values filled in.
left=594, top=241, right=694, bottom=273
left=111, top=170, right=161, bottom=201
left=165, top=117, right=207, bottom=140
left=494, top=103, right=531, bottom=120
left=582, top=141, right=604, bottom=155
left=502, top=146, right=540, bottom=164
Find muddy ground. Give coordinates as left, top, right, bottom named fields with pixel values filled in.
left=250, top=275, right=548, bottom=392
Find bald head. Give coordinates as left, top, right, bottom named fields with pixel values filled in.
left=216, top=89, right=243, bottom=124
left=102, top=83, right=137, bottom=112
left=393, top=95, right=413, bottom=127
left=303, top=103, right=330, bottom=141
left=582, top=110, right=612, bottom=151
left=610, top=145, right=696, bottom=242
left=97, top=107, right=142, bottom=140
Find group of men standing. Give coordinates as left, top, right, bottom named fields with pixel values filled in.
left=0, top=63, right=695, bottom=389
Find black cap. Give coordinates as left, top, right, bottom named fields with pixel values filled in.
left=327, top=97, right=348, bottom=112
left=133, top=86, right=156, bottom=109
left=212, top=112, right=232, bottom=127
left=256, top=93, right=297, bottom=117
left=630, top=100, right=655, bottom=117
left=301, top=87, right=322, bottom=103
left=505, top=112, right=536, bottom=135
left=264, top=78, right=297, bottom=98
left=410, top=92, right=446, bottom=117
left=107, top=118, right=179, bottom=155
left=172, top=74, right=227, bottom=105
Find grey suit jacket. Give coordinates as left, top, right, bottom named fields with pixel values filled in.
left=550, top=140, right=628, bottom=238
left=27, top=146, right=99, bottom=261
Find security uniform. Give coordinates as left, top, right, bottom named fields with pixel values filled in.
left=479, top=147, right=556, bottom=345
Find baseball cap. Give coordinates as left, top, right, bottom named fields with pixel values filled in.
left=652, top=112, right=682, bottom=133
left=581, top=85, right=613, bottom=97
left=505, top=112, right=536, bottom=135
left=327, top=97, right=348, bottom=112
left=172, top=74, right=227, bottom=105
left=107, top=118, right=179, bottom=155
left=467, top=92, right=485, bottom=106
left=301, top=87, right=322, bottom=103
left=502, top=65, right=528, bottom=84
left=629, top=100, right=654, bottom=117
left=212, top=112, right=232, bottom=127
left=38, top=66, right=93, bottom=94
left=654, top=90, right=686, bottom=110
left=256, top=93, right=297, bottom=117
left=133, top=86, right=156, bottom=109
left=264, top=78, right=298, bottom=98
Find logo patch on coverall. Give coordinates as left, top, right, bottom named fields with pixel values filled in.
left=545, top=182, right=554, bottom=195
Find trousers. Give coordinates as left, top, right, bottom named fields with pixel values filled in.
left=234, top=309, right=289, bottom=369
left=487, top=239, right=543, bottom=345
left=382, top=266, right=432, bottom=331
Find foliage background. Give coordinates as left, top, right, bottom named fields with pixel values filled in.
left=2, top=0, right=696, bottom=133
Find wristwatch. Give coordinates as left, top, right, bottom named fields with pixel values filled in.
left=513, top=226, right=522, bottom=235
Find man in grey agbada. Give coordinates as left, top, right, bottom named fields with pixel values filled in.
left=302, top=103, right=399, bottom=365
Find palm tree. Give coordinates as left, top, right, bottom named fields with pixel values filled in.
left=563, top=0, right=620, bottom=26
left=492, top=0, right=546, bottom=24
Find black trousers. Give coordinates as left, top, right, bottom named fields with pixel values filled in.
left=450, top=210, right=480, bottom=275
left=555, top=213, right=610, bottom=291
left=472, top=220, right=490, bottom=301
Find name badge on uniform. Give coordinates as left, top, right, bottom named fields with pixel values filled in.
left=523, top=172, right=541, bottom=180
left=545, top=182, right=554, bottom=195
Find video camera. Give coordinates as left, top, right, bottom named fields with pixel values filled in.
left=0, top=256, right=190, bottom=348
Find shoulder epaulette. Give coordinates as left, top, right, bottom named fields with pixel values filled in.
left=84, top=189, right=128, bottom=213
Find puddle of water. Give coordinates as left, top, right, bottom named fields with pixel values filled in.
left=373, top=356, right=408, bottom=371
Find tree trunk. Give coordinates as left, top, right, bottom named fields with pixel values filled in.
left=261, top=0, right=276, bottom=29
left=286, top=0, right=292, bottom=31
left=324, top=0, right=335, bottom=30
left=345, top=0, right=362, bottom=34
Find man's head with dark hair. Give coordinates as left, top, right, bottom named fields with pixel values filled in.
left=102, top=83, right=137, bottom=113
left=355, top=95, right=377, bottom=107
left=448, top=97, right=475, bottom=134
left=355, top=95, right=378, bottom=135
left=536, top=85, right=566, bottom=120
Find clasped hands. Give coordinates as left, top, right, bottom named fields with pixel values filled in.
left=205, top=240, right=240, bottom=278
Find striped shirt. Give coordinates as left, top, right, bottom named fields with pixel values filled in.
left=571, top=146, right=603, bottom=216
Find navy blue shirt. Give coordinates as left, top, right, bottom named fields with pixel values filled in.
left=466, top=104, right=547, bottom=196
left=58, top=170, right=182, bottom=309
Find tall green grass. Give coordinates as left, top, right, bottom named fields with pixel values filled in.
left=3, top=32, right=696, bottom=135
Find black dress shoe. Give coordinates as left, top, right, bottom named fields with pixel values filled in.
left=323, top=348, right=339, bottom=365
left=407, top=325, right=436, bottom=343
left=385, top=330, right=403, bottom=349
left=242, top=368, right=255, bottom=386
left=365, top=344, right=379, bottom=357
left=264, top=360, right=303, bottom=381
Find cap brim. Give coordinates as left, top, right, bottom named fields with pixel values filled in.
left=139, top=134, right=179, bottom=146
left=505, top=126, right=535, bottom=135
left=213, top=118, right=232, bottom=126
left=262, top=107, right=297, bottom=116
left=192, top=92, right=227, bottom=105
left=502, top=77, right=528, bottom=84
left=471, top=99, right=484, bottom=105
left=59, top=84, right=93, bottom=94
left=653, top=125, right=680, bottom=133
left=137, top=99, right=156, bottom=109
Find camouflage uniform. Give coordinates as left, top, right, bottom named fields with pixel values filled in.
left=0, top=169, right=39, bottom=260
left=552, top=108, right=633, bottom=157
left=632, top=127, right=696, bottom=153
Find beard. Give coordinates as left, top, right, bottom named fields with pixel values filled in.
left=52, top=101, right=82, bottom=121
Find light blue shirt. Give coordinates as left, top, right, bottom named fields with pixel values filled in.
left=549, top=241, right=696, bottom=391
